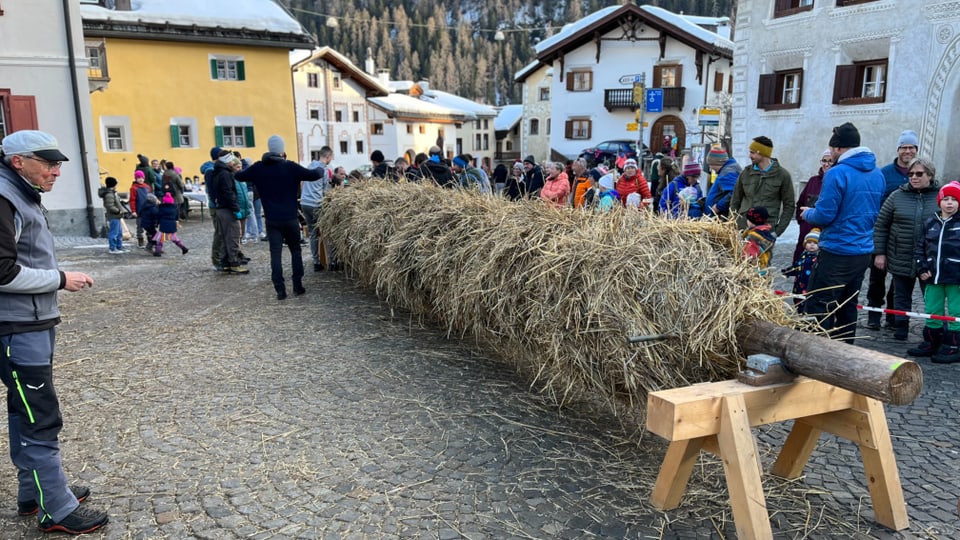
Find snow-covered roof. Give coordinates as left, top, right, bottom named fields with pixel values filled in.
left=421, top=90, right=496, bottom=118
left=534, top=4, right=732, bottom=56
left=80, top=0, right=307, bottom=36
left=494, top=105, right=523, bottom=131
left=290, top=47, right=391, bottom=95
left=368, top=94, right=475, bottom=122
left=514, top=59, right=547, bottom=83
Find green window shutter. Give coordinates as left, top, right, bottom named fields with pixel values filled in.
left=215, top=126, right=224, bottom=147
left=210, top=59, right=218, bottom=80
left=244, top=126, right=255, bottom=148
left=170, top=125, right=180, bottom=148
left=237, top=60, right=245, bottom=81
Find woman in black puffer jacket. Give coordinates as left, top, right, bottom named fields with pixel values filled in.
left=873, top=157, right=940, bottom=340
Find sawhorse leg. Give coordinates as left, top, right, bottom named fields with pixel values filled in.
left=856, top=396, right=909, bottom=530
left=650, top=436, right=707, bottom=510
left=717, top=393, right=772, bottom=539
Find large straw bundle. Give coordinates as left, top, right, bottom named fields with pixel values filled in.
left=320, top=181, right=795, bottom=413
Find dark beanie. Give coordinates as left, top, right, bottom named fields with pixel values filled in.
left=210, top=146, right=222, bottom=160
left=829, top=122, right=860, bottom=148
left=105, top=176, right=118, bottom=188
left=523, top=155, right=537, bottom=165
left=370, top=150, right=385, bottom=163
left=746, top=206, right=769, bottom=225
left=588, top=168, right=603, bottom=182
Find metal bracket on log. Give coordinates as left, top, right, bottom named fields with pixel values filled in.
left=737, top=353, right=795, bottom=386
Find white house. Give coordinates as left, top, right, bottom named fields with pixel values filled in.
left=420, top=88, right=497, bottom=169
left=519, top=4, right=734, bottom=166
left=733, top=0, right=960, bottom=183
left=514, top=61, right=553, bottom=163
left=494, top=104, right=523, bottom=165
left=1, top=0, right=100, bottom=235
left=366, top=86, right=472, bottom=165
left=291, top=47, right=389, bottom=172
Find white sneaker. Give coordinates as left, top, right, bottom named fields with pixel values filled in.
left=108, top=249, right=119, bottom=254
left=118, top=248, right=131, bottom=253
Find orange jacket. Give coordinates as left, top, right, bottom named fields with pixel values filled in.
left=573, top=174, right=592, bottom=208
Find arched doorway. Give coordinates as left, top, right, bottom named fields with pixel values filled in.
left=650, top=115, right=686, bottom=156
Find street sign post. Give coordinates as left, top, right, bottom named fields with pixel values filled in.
left=646, top=88, right=664, bottom=113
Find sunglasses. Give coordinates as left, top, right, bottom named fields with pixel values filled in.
left=908, top=171, right=926, bottom=177
left=820, top=159, right=833, bottom=165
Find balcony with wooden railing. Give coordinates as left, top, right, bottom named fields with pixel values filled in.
left=604, top=87, right=686, bottom=111
left=86, top=42, right=110, bottom=93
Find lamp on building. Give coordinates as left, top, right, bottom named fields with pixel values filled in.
left=494, top=29, right=505, bottom=41
left=325, top=16, right=339, bottom=28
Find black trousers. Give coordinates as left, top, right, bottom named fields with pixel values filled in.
left=805, top=250, right=872, bottom=344
left=866, top=264, right=895, bottom=318
left=265, top=218, right=304, bottom=294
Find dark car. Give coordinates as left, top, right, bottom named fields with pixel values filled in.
left=579, top=140, right=651, bottom=168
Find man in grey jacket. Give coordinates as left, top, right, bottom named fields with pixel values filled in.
left=0, top=130, right=108, bottom=534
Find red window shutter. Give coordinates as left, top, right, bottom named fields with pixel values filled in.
left=757, top=74, right=777, bottom=109
left=833, top=64, right=858, bottom=104
left=8, top=95, right=37, bottom=131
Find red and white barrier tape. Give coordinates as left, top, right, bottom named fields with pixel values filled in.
left=773, top=289, right=960, bottom=323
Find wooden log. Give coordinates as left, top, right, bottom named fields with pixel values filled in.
left=735, top=319, right=922, bottom=406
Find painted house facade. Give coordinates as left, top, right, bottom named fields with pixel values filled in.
left=291, top=47, right=389, bottom=172
left=494, top=104, right=524, bottom=165
left=80, top=0, right=313, bottom=186
left=520, top=5, right=734, bottom=165
left=733, top=0, right=960, bottom=183
left=515, top=62, right=553, bottom=163
left=1, top=0, right=101, bottom=235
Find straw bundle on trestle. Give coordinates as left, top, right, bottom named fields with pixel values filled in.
left=319, top=180, right=794, bottom=413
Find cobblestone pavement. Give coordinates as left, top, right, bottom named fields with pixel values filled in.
left=0, top=217, right=956, bottom=539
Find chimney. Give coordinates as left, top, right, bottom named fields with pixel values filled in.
left=378, top=69, right=390, bottom=84
left=716, top=19, right=731, bottom=41
left=115, top=0, right=132, bottom=10
left=365, top=48, right=374, bottom=75
left=418, top=80, right=430, bottom=95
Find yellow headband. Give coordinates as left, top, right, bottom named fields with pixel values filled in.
left=749, top=140, right=773, bottom=158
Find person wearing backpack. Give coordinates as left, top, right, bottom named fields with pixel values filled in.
left=99, top=176, right=128, bottom=254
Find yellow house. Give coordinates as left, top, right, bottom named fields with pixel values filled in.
left=79, top=0, right=314, bottom=188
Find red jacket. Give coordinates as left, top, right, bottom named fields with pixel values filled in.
left=616, top=172, right=652, bottom=207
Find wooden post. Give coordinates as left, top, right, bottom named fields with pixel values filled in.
left=716, top=393, right=772, bottom=539
left=736, top=319, right=923, bottom=405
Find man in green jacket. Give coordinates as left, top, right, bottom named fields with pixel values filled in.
left=730, top=136, right=796, bottom=237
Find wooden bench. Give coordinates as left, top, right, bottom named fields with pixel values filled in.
left=647, top=376, right=909, bottom=538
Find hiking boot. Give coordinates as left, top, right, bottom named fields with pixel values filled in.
left=277, top=291, right=287, bottom=301
left=19, top=486, right=90, bottom=516
left=893, top=322, right=909, bottom=341
left=38, top=505, right=108, bottom=534
left=225, top=266, right=249, bottom=275
left=907, top=327, right=942, bottom=357
left=932, top=331, right=960, bottom=364
left=293, top=285, right=306, bottom=296
left=181, top=246, right=189, bottom=255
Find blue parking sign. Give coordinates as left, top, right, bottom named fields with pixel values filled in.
left=646, top=88, right=663, bottom=113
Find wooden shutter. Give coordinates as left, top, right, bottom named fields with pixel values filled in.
left=214, top=126, right=224, bottom=147
left=244, top=126, right=255, bottom=148
left=237, top=60, right=246, bottom=81
left=585, top=120, right=592, bottom=139
left=653, top=68, right=662, bottom=88
left=565, top=119, right=573, bottom=139
left=170, top=125, right=180, bottom=148
left=585, top=71, right=593, bottom=91
left=8, top=95, right=37, bottom=131
left=774, top=0, right=793, bottom=16
left=714, top=72, right=724, bottom=92
left=832, top=64, right=858, bottom=104
left=795, top=70, right=804, bottom=107
left=566, top=75, right=574, bottom=91
left=210, top=59, right=218, bottom=80
left=757, top=74, right=777, bottom=109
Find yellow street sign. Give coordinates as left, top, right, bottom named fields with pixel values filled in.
left=633, top=83, right=644, bottom=104
left=627, top=122, right=638, bottom=132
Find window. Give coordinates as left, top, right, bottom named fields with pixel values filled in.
left=332, top=72, right=342, bottom=90
left=169, top=125, right=192, bottom=147
left=566, top=70, right=593, bottom=92
left=419, top=124, right=426, bottom=134
left=309, top=108, right=320, bottom=120
left=539, top=87, right=550, bottom=101
left=483, top=133, right=489, bottom=151
left=86, top=41, right=108, bottom=80
left=654, top=64, right=682, bottom=88
left=335, top=110, right=343, bottom=122
left=221, top=126, right=245, bottom=147
left=406, top=125, right=413, bottom=134
left=353, top=110, right=360, bottom=122
left=475, top=134, right=481, bottom=150
left=310, top=150, right=323, bottom=161
left=340, top=141, right=349, bottom=154
left=774, top=0, right=814, bottom=18
left=371, top=123, right=384, bottom=135
left=475, top=119, right=482, bottom=129
left=106, top=126, right=125, bottom=151
left=833, top=59, right=887, bottom=105
left=483, top=119, right=489, bottom=130
left=546, top=118, right=550, bottom=136
left=757, top=69, right=803, bottom=110
left=714, top=72, right=724, bottom=93
left=564, top=118, right=592, bottom=140
left=0, top=89, right=38, bottom=135
left=209, top=58, right=245, bottom=81
left=356, top=140, right=364, bottom=153
left=307, top=73, right=319, bottom=88
left=530, top=118, right=539, bottom=135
